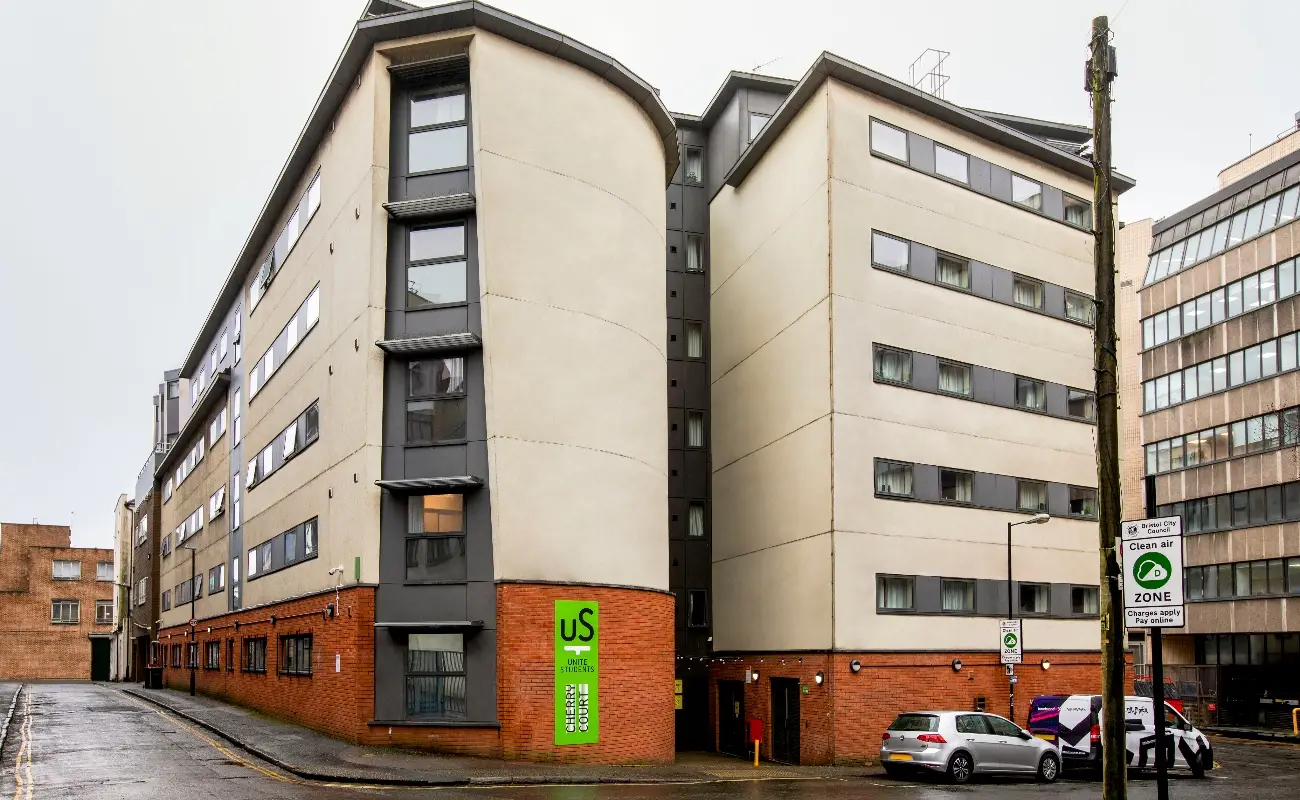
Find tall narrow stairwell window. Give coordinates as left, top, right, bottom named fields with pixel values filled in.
left=407, top=358, right=467, bottom=444
left=409, top=87, right=467, bottom=173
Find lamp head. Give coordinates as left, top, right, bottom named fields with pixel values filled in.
left=1029, top=513, right=1050, bottom=524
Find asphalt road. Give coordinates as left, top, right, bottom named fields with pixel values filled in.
left=2, top=683, right=1297, bottom=799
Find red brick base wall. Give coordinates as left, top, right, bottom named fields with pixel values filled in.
left=497, top=583, right=675, bottom=764
left=710, top=650, right=1136, bottom=766
left=159, top=586, right=375, bottom=743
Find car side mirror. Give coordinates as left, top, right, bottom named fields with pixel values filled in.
left=1018, top=730, right=1033, bottom=740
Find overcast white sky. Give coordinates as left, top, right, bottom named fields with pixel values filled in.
left=1, top=0, right=1296, bottom=548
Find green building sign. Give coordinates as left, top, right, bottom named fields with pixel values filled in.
left=554, top=600, right=599, bottom=745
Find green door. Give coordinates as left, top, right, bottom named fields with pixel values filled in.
left=90, top=638, right=110, bottom=681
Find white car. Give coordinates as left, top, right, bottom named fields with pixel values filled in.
left=880, top=711, right=1060, bottom=784
left=1027, top=694, right=1213, bottom=776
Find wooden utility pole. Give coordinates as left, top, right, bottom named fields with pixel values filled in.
left=1087, top=15, right=1126, bottom=800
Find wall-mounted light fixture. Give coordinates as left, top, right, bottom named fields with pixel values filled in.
left=1041, top=658, right=1051, bottom=671
left=750, top=669, right=759, bottom=683
left=815, top=671, right=825, bottom=685
left=849, top=659, right=862, bottom=674
left=951, top=658, right=963, bottom=672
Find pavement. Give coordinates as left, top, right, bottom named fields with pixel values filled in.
left=1205, top=725, right=1300, bottom=744
left=1, top=683, right=1298, bottom=799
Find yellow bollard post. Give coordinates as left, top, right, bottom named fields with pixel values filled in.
left=1293, top=707, right=1298, bottom=736
left=753, top=739, right=760, bottom=768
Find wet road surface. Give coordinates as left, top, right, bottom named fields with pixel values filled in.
left=2, top=683, right=1298, bottom=798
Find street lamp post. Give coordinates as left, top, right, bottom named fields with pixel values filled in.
left=179, top=545, right=197, bottom=697
left=1007, top=512, right=1050, bottom=724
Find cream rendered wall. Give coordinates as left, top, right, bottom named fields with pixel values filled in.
left=467, top=31, right=668, bottom=590
left=235, top=49, right=392, bottom=609
left=826, top=80, right=1100, bottom=651
left=1118, top=219, right=1153, bottom=521
left=710, top=85, right=833, bottom=651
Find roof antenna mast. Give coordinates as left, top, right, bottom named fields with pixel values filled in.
left=909, top=48, right=950, bottom=100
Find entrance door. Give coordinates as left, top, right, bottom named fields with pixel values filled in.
left=771, top=678, right=801, bottom=764
left=718, top=680, right=746, bottom=756
left=90, top=638, right=110, bottom=681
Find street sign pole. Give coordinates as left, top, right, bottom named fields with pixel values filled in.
left=1145, top=475, right=1169, bottom=800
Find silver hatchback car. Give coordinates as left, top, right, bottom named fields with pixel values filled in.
left=880, top=711, right=1060, bottom=784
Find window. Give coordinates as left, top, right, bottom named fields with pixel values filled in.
left=406, top=357, right=467, bottom=443
left=96, top=561, right=113, bottom=581
left=205, top=641, right=221, bottom=670
left=286, top=314, right=300, bottom=354
left=936, top=254, right=969, bottom=289
left=409, top=87, right=467, bottom=173
left=188, top=643, right=199, bottom=667
left=877, top=575, right=914, bottom=610
left=209, top=408, right=226, bottom=445
left=52, top=560, right=81, bottom=580
left=1068, top=389, right=1096, bottom=421
left=247, top=547, right=258, bottom=577
left=685, top=322, right=704, bottom=359
left=51, top=600, right=79, bottom=623
left=137, top=577, right=147, bottom=606
left=875, top=460, right=913, bottom=497
left=228, top=639, right=236, bottom=672
left=171, top=644, right=182, bottom=668
left=1015, top=377, right=1045, bottom=411
left=871, top=232, right=909, bottom=271
left=937, top=361, right=971, bottom=397
left=748, top=112, right=771, bottom=141
left=687, top=589, right=709, bottom=627
left=242, top=638, right=267, bottom=673
left=1017, top=480, right=1047, bottom=513
left=406, top=633, right=466, bottom=719
left=685, top=234, right=704, bottom=273
left=1018, top=582, right=1049, bottom=614
left=683, top=147, right=703, bottom=183
left=95, top=600, right=113, bottom=624
left=163, top=479, right=173, bottom=503
left=873, top=345, right=912, bottom=385
left=1065, top=291, right=1094, bottom=324
left=939, top=469, right=972, bottom=503
left=209, top=486, right=226, bottom=520
left=686, top=411, right=705, bottom=448
left=933, top=144, right=968, bottom=183
left=870, top=120, right=909, bottom=162
left=1011, top=174, right=1043, bottom=210
left=1064, top=195, right=1092, bottom=229
left=168, top=381, right=180, bottom=399
left=406, top=495, right=467, bottom=583
left=1069, top=487, right=1098, bottom=518
left=407, top=224, right=467, bottom=308
left=161, top=590, right=171, bottom=611
left=687, top=502, right=706, bottom=538
left=986, top=715, right=1024, bottom=738
left=1012, top=276, right=1044, bottom=309
left=280, top=634, right=313, bottom=676
left=940, top=579, right=975, bottom=612
left=209, top=563, right=225, bottom=594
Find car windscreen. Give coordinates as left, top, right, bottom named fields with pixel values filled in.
left=888, top=714, right=939, bottom=732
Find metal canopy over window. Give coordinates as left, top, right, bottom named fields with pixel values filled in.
left=376, top=332, right=482, bottom=358
left=375, top=476, right=484, bottom=494
left=384, top=193, right=476, bottom=220
left=375, top=620, right=484, bottom=631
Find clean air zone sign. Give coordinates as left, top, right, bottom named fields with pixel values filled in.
left=1120, top=517, right=1185, bottom=628
left=555, top=600, right=599, bottom=745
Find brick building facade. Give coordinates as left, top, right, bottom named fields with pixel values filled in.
left=0, top=523, right=116, bottom=680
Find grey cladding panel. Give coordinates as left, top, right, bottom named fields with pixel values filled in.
left=1047, top=482, right=1069, bottom=517
left=913, top=463, right=940, bottom=502
left=912, top=353, right=939, bottom=393
left=1044, top=283, right=1066, bottom=318
left=910, top=243, right=937, bottom=284
left=1042, top=186, right=1064, bottom=221
left=1051, top=584, right=1073, bottom=617
left=994, top=475, right=1018, bottom=509
left=666, top=230, right=685, bottom=272
left=970, top=261, right=994, bottom=298
left=977, top=581, right=1004, bottom=617
left=682, top=185, right=708, bottom=234
left=666, top=185, right=683, bottom=229
left=969, top=157, right=992, bottom=195
left=989, top=164, right=1012, bottom=202
left=972, top=472, right=996, bottom=507
left=1045, top=383, right=1068, bottom=417
left=991, top=267, right=1014, bottom=305
left=914, top=576, right=942, bottom=614
left=994, top=372, right=1015, bottom=407
left=908, top=132, right=935, bottom=174
left=972, top=365, right=997, bottom=404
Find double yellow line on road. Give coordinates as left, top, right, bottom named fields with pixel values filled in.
left=11, top=690, right=32, bottom=800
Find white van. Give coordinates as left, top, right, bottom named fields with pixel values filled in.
left=1027, top=694, right=1213, bottom=776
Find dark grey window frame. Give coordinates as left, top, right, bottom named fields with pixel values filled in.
left=1014, top=376, right=1047, bottom=413
left=405, top=633, right=468, bottom=721
left=1063, top=193, right=1093, bottom=230
left=936, top=359, right=972, bottom=398
left=1068, top=486, right=1098, bottom=519
left=939, top=577, right=976, bottom=612
left=279, top=633, right=313, bottom=677
left=1016, top=478, right=1048, bottom=513
left=1070, top=585, right=1100, bottom=616
left=248, top=401, right=321, bottom=489
left=876, top=574, right=915, bottom=611
left=873, top=344, right=913, bottom=386
left=1017, top=581, right=1051, bottom=615
left=874, top=459, right=914, bottom=498
left=870, top=230, right=1094, bottom=328
left=939, top=467, right=973, bottom=504
left=933, top=143, right=971, bottom=186
left=935, top=252, right=971, bottom=291
left=876, top=458, right=1089, bottom=520
left=205, top=640, right=221, bottom=670
left=1011, top=274, right=1045, bottom=310
left=406, top=83, right=470, bottom=178
left=242, top=637, right=267, bottom=674
left=868, top=117, right=1091, bottom=230
left=246, top=518, right=320, bottom=582
left=405, top=221, right=470, bottom=311
left=686, top=589, right=709, bottom=627
left=682, top=146, right=704, bottom=185
left=1010, top=173, right=1044, bottom=211
left=405, top=357, right=468, bottom=446
left=404, top=494, right=467, bottom=586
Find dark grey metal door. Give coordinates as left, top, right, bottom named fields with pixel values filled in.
left=718, top=680, right=746, bottom=756
left=771, top=678, right=800, bottom=764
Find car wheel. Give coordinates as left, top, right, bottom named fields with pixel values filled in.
left=1037, top=753, right=1060, bottom=783
left=882, top=763, right=904, bottom=779
left=947, top=752, right=974, bottom=784
left=1190, top=750, right=1207, bottom=779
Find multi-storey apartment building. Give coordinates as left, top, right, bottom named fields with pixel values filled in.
left=1138, top=120, right=1300, bottom=728
left=142, top=0, right=1134, bottom=765
left=0, top=523, right=115, bottom=680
